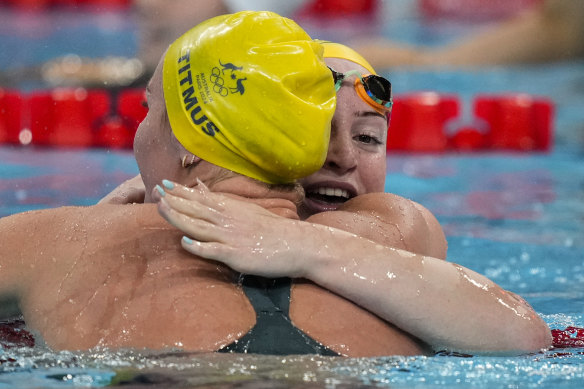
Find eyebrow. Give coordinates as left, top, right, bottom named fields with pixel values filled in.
left=354, top=110, right=387, bottom=121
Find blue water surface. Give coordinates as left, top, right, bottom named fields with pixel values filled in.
left=1, top=3, right=584, bottom=388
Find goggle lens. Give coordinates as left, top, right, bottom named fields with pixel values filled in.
left=362, top=75, right=392, bottom=108
left=328, top=67, right=392, bottom=115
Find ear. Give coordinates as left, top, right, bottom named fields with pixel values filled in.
left=181, top=153, right=202, bottom=168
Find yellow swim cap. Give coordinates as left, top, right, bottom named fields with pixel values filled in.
left=319, top=41, right=377, bottom=74
left=163, top=11, right=336, bottom=184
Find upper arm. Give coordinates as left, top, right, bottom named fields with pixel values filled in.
left=0, top=208, right=86, bottom=299
left=0, top=210, right=48, bottom=296
left=410, top=201, right=448, bottom=260
left=307, top=193, right=447, bottom=259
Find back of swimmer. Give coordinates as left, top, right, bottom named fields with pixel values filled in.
left=0, top=11, right=344, bottom=353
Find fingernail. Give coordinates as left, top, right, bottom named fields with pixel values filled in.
left=182, top=236, right=194, bottom=245
left=162, top=179, right=175, bottom=190
left=155, top=184, right=165, bottom=197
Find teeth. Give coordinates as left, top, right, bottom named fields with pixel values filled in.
left=313, top=187, right=349, bottom=198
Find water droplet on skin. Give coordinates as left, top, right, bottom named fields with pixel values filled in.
left=395, top=249, right=415, bottom=258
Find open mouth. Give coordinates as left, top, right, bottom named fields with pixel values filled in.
left=306, top=187, right=351, bottom=204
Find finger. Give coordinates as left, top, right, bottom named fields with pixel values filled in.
left=161, top=190, right=226, bottom=225
left=160, top=179, right=225, bottom=210
left=181, top=236, right=226, bottom=261
left=161, top=180, right=260, bottom=220
left=181, top=237, right=243, bottom=270
left=155, top=181, right=221, bottom=220
left=157, top=198, right=226, bottom=242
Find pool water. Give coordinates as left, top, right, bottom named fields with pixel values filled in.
left=1, top=2, right=584, bottom=388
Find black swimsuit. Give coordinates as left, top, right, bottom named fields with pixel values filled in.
left=218, top=276, right=339, bottom=356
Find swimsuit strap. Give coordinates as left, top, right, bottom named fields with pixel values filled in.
left=218, top=275, right=339, bottom=356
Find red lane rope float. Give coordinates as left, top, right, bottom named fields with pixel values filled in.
left=387, top=92, right=553, bottom=152
left=552, top=327, right=584, bottom=349
left=1, top=323, right=582, bottom=351
left=0, top=318, right=35, bottom=350
left=0, top=87, right=147, bottom=149
left=1, top=0, right=131, bottom=11
left=1, top=88, right=554, bottom=152
left=296, top=0, right=380, bottom=18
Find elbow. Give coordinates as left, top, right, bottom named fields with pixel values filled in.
left=516, top=316, right=553, bottom=354
left=440, top=314, right=552, bottom=357
left=484, top=315, right=552, bottom=356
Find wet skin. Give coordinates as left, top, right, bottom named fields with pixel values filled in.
left=152, top=54, right=549, bottom=355
left=0, top=53, right=550, bottom=356
left=0, top=56, right=430, bottom=356
left=298, top=58, right=388, bottom=220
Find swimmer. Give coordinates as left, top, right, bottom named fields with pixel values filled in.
left=109, top=39, right=551, bottom=354
left=0, top=11, right=345, bottom=354
left=0, top=11, right=465, bottom=356
left=353, top=0, right=584, bottom=69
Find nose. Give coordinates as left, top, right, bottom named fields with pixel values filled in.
left=324, top=129, right=357, bottom=174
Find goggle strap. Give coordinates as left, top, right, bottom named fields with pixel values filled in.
left=333, top=69, right=362, bottom=92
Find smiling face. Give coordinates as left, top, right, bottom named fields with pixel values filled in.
left=298, top=57, right=388, bottom=219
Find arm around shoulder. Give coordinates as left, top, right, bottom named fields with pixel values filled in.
left=302, top=193, right=550, bottom=355
left=308, top=192, right=447, bottom=259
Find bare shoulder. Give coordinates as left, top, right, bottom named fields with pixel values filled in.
left=307, top=193, right=448, bottom=259
left=0, top=204, right=156, bottom=285
left=2, top=204, right=255, bottom=351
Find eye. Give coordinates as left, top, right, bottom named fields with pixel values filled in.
left=355, top=134, right=382, bottom=145
left=141, top=99, right=149, bottom=108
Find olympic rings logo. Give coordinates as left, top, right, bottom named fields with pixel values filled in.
left=210, top=67, right=229, bottom=97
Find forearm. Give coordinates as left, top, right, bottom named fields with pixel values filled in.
left=423, top=0, right=584, bottom=66
left=98, top=175, right=145, bottom=205
left=300, top=226, right=551, bottom=354
left=156, top=185, right=551, bottom=354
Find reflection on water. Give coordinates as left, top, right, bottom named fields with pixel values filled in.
left=1, top=3, right=584, bottom=389
left=1, top=346, right=584, bottom=388
left=1, top=145, right=583, bottom=388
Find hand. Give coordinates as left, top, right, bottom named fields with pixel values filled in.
left=98, top=175, right=146, bottom=205
left=156, top=180, right=316, bottom=278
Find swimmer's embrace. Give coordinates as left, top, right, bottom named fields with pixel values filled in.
left=0, top=11, right=427, bottom=357
left=0, top=11, right=551, bottom=357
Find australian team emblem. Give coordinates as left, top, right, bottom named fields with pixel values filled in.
left=210, top=60, right=247, bottom=97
